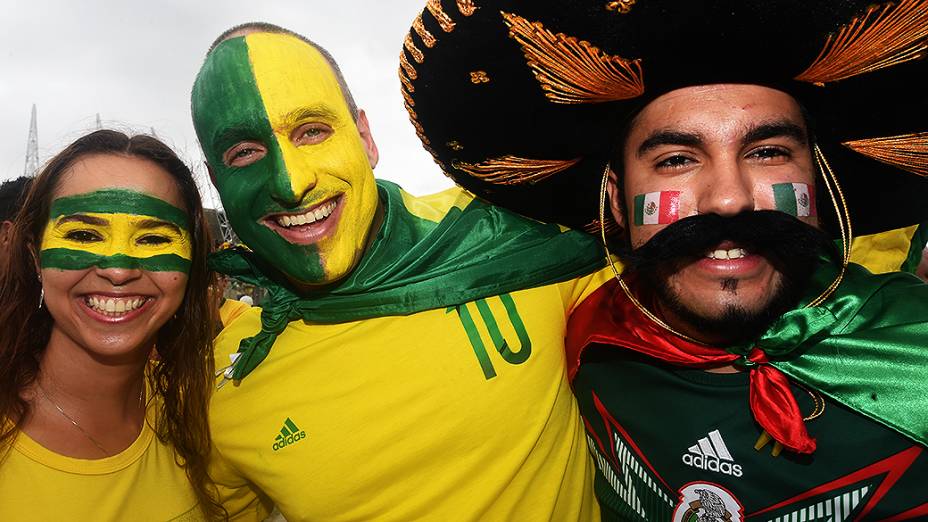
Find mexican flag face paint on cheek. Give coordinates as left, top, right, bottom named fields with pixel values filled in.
left=772, top=182, right=816, bottom=217
left=39, top=189, right=193, bottom=274
left=633, top=191, right=681, bottom=226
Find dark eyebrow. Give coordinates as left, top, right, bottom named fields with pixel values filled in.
left=636, top=130, right=704, bottom=158
left=282, top=106, right=339, bottom=128
left=212, top=125, right=262, bottom=153
left=58, top=214, right=107, bottom=226
left=742, top=120, right=808, bottom=147
left=137, top=219, right=182, bottom=234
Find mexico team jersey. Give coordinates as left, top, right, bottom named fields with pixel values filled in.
left=210, top=268, right=611, bottom=521
left=573, top=350, right=928, bottom=521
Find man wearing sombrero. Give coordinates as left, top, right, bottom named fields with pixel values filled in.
left=406, top=0, right=928, bottom=518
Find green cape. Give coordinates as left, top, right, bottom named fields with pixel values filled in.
left=211, top=180, right=605, bottom=380
left=736, top=262, right=928, bottom=447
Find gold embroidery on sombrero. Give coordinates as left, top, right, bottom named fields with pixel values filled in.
left=452, top=156, right=581, bottom=185
left=583, top=217, right=622, bottom=237
left=501, top=11, right=645, bottom=104
left=410, top=116, right=427, bottom=135
left=605, top=0, right=636, bottom=14
left=413, top=13, right=438, bottom=48
left=469, top=70, right=491, bottom=84
left=400, top=69, right=416, bottom=93
left=402, top=88, right=416, bottom=108
left=843, top=132, right=928, bottom=177
left=422, top=145, right=446, bottom=170
left=795, top=0, right=928, bottom=86
left=404, top=33, right=425, bottom=63
left=427, top=0, right=456, bottom=32
left=400, top=51, right=418, bottom=80
left=457, top=0, right=478, bottom=16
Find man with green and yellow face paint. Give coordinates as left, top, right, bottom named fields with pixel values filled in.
left=193, top=29, right=378, bottom=288
left=192, top=22, right=614, bottom=521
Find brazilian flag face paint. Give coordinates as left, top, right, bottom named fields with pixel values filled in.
left=40, top=189, right=193, bottom=273
left=191, top=33, right=379, bottom=287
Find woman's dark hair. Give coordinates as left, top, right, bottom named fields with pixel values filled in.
left=0, top=129, right=223, bottom=519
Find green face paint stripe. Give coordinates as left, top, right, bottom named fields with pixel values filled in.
left=191, top=35, right=326, bottom=284
left=773, top=183, right=799, bottom=216
left=50, top=190, right=189, bottom=229
left=191, top=37, right=289, bottom=194
left=40, top=249, right=191, bottom=273
left=633, top=194, right=646, bottom=226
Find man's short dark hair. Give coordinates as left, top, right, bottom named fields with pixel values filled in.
left=206, top=22, right=359, bottom=120
left=0, top=177, right=33, bottom=222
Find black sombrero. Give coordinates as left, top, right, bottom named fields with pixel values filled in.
left=400, top=0, right=928, bottom=236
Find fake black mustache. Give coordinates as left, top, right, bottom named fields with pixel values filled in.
left=620, top=210, right=837, bottom=273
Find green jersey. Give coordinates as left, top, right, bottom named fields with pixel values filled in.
left=573, top=350, right=928, bottom=521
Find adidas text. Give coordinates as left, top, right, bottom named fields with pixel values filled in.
left=681, top=453, right=743, bottom=477
left=273, top=430, right=306, bottom=451
left=682, top=429, right=743, bottom=477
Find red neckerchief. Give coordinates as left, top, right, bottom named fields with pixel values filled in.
left=566, top=278, right=816, bottom=454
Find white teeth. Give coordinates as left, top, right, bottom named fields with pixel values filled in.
left=706, top=248, right=748, bottom=260
left=85, top=296, right=147, bottom=315
left=275, top=201, right=338, bottom=228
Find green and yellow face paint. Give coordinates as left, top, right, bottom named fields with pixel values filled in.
left=40, top=189, right=192, bottom=273
left=191, top=32, right=379, bottom=287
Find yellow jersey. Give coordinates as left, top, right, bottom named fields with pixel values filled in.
left=211, top=268, right=612, bottom=521
left=0, top=403, right=203, bottom=521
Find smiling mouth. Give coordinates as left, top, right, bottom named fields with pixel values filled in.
left=271, top=199, right=338, bottom=228
left=83, top=295, right=151, bottom=316
left=705, top=247, right=749, bottom=260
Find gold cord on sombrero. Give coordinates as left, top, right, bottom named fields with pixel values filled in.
left=843, top=132, right=928, bottom=177
left=453, top=156, right=581, bottom=185
left=796, top=0, right=928, bottom=86
left=502, top=11, right=645, bottom=104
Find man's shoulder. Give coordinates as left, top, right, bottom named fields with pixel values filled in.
left=215, top=305, right=263, bottom=359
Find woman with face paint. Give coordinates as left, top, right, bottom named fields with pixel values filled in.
left=0, top=130, right=222, bottom=520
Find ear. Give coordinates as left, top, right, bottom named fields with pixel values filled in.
left=605, top=167, right=627, bottom=229
left=355, top=110, right=380, bottom=169
left=0, top=221, right=12, bottom=247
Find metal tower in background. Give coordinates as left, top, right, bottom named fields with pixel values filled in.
left=24, top=104, right=39, bottom=177
left=193, top=157, right=238, bottom=245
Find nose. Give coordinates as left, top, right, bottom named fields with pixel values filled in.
left=269, top=141, right=318, bottom=206
left=695, top=159, right=755, bottom=217
left=94, top=265, right=143, bottom=286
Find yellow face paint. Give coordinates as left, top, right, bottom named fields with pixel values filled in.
left=246, top=32, right=379, bottom=284
left=40, top=190, right=193, bottom=272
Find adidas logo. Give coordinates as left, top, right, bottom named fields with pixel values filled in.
left=272, top=417, right=307, bottom=451
left=681, top=429, right=743, bottom=477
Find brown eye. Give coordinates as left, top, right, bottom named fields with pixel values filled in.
left=656, top=154, right=695, bottom=170
left=64, top=230, right=102, bottom=243
left=223, top=141, right=267, bottom=168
